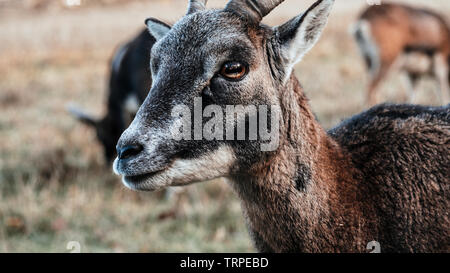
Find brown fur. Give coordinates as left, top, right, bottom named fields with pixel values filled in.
left=231, top=74, right=449, bottom=252
left=115, top=0, right=449, bottom=253
left=356, top=3, right=450, bottom=105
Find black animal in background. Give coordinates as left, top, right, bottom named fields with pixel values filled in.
left=69, top=28, right=160, bottom=162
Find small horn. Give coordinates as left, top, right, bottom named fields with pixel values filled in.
left=225, top=0, right=285, bottom=22
left=187, top=0, right=208, bottom=15
left=67, top=103, right=98, bottom=127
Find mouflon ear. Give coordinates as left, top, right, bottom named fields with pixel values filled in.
left=187, top=0, right=208, bottom=15
left=145, top=18, right=171, bottom=41
left=275, top=0, right=334, bottom=78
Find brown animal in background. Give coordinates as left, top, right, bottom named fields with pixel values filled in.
left=114, top=0, right=449, bottom=252
left=353, top=2, right=450, bottom=105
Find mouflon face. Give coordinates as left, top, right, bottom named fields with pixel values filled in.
left=114, top=0, right=334, bottom=191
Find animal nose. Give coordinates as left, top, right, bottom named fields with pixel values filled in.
left=117, top=144, right=144, bottom=160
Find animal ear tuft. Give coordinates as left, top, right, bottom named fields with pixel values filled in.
left=275, top=0, right=334, bottom=78
left=145, top=18, right=171, bottom=41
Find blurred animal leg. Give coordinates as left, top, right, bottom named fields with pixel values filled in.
left=367, top=64, right=390, bottom=106
left=401, top=72, right=419, bottom=103
left=433, top=54, right=450, bottom=104
left=352, top=19, right=385, bottom=107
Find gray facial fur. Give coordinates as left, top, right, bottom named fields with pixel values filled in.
left=114, top=0, right=333, bottom=190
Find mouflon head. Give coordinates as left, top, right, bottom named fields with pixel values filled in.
left=114, top=0, right=334, bottom=191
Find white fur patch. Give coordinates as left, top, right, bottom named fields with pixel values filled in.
left=113, top=157, right=120, bottom=175
left=122, top=145, right=236, bottom=191
left=399, top=51, right=432, bottom=75
left=124, top=94, right=140, bottom=114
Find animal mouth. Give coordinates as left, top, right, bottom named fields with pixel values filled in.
left=124, top=169, right=164, bottom=186
left=115, top=154, right=183, bottom=191
left=125, top=173, right=155, bottom=184
left=121, top=160, right=175, bottom=190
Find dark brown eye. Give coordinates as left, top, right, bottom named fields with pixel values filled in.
left=220, top=61, right=247, bottom=81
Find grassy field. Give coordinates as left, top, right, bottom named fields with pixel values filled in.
left=0, top=0, right=448, bottom=252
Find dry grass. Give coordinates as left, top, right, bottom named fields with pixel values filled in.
left=0, top=0, right=449, bottom=252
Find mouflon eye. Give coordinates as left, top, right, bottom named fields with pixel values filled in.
left=220, top=61, right=247, bottom=81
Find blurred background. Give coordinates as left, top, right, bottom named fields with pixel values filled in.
left=0, top=0, right=448, bottom=252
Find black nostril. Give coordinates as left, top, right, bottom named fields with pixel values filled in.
left=117, top=144, right=144, bottom=160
